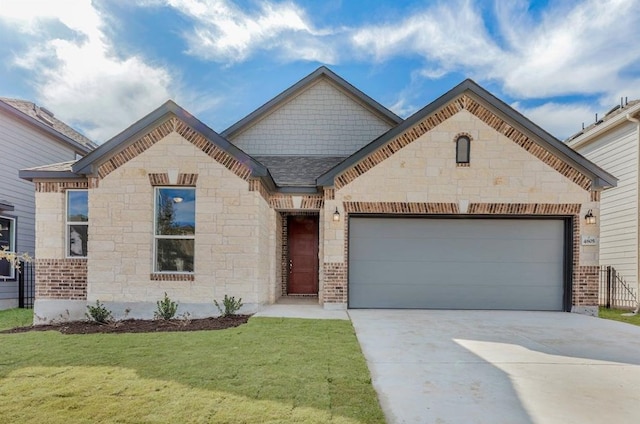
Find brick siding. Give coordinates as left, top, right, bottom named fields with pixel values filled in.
left=35, top=258, right=87, bottom=300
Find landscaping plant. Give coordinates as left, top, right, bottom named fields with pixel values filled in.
left=214, top=295, right=243, bottom=317
left=85, top=300, right=113, bottom=324
left=155, top=292, right=178, bottom=320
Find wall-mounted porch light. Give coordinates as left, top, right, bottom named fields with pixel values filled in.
left=584, top=209, right=596, bottom=225
left=333, top=207, right=340, bottom=222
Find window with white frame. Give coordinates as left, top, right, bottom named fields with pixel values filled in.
left=67, top=190, right=88, bottom=258
left=154, top=187, right=195, bottom=273
left=0, top=216, right=16, bottom=279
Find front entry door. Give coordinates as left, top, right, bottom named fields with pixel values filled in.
left=288, top=216, right=319, bottom=294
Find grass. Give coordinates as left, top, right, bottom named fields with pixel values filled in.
left=0, top=308, right=33, bottom=330
left=0, top=313, right=384, bottom=424
left=599, top=307, right=640, bottom=326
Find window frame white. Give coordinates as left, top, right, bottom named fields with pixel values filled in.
left=153, top=187, right=196, bottom=274
left=0, top=215, right=17, bottom=279
left=66, top=189, right=89, bottom=259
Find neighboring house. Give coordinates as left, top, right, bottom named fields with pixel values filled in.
left=566, top=100, right=640, bottom=300
left=20, top=67, right=616, bottom=324
left=0, top=98, right=96, bottom=309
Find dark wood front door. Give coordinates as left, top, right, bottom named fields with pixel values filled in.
left=288, top=216, right=319, bottom=294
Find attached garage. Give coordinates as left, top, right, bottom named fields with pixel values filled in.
left=348, top=217, right=570, bottom=311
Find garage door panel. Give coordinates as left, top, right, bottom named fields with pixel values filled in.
left=349, top=281, right=562, bottom=310
left=350, top=238, right=563, bottom=263
left=348, top=218, right=566, bottom=311
left=350, top=259, right=562, bottom=286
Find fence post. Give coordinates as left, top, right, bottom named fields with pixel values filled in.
left=606, top=266, right=612, bottom=309
left=18, top=261, right=24, bottom=308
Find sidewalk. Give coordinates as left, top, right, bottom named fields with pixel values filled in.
left=254, top=301, right=349, bottom=320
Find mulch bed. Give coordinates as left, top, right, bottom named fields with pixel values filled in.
left=1, top=315, right=251, bottom=335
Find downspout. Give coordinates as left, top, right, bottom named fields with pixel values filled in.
left=626, top=113, right=640, bottom=313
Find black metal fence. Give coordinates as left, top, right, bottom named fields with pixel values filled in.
left=599, top=266, right=637, bottom=310
left=18, top=261, right=35, bottom=309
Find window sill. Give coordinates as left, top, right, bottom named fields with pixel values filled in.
left=456, top=163, right=470, bottom=167
left=150, top=273, right=194, bottom=281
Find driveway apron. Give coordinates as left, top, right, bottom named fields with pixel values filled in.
left=349, top=310, right=640, bottom=424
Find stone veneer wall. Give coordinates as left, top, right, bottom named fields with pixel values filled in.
left=34, top=181, right=90, bottom=306
left=321, top=106, right=599, bottom=311
left=32, top=118, right=277, bottom=322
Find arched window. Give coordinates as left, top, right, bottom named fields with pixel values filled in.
left=456, top=135, right=470, bottom=164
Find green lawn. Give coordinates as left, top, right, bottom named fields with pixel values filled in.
left=599, top=307, right=640, bottom=326
left=0, top=310, right=384, bottom=423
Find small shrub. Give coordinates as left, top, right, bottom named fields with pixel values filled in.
left=155, top=292, right=178, bottom=320
left=86, top=300, right=113, bottom=324
left=214, top=295, right=243, bottom=317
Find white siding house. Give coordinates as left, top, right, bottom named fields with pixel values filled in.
left=0, top=98, right=96, bottom=309
left=567, top=102, right=640, bottom=301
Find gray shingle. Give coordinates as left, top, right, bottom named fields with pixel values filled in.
left=0, top=98, right=97, bottom=149
left=255, top=156, right=347, bottom=186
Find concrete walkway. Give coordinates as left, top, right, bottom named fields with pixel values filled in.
left=253, top=302, right=348, bottom=320
left=350, top=310, right=640, bottom=424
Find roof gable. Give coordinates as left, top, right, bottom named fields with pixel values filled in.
left=221, top=66, right=402, bottom=141
left=0, top=98, right=96, bottom=154
left=25, top=101, right=275, bottom=188
left=318, top=79, right=617, bottom=191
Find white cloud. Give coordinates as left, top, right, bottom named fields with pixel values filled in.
left=511, top=102, right=597, bottom=140
left=352, top=0, right=504, bottom=71
left=162, top=0, right=338, bottom=64
left=0, top=0, right=177, bottom=143
left=351, top=0, right=640, bottom=101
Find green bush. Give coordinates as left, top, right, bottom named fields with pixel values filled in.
left=155, top=292, right=178, bottom=320
left=214, top=295, right=243, bottom=317
left=86, top=300, right=113, bottom=324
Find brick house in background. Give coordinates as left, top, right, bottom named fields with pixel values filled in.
left=0, top=98, right=96, bottom=309
left=20, top=67, right=616, bottom=324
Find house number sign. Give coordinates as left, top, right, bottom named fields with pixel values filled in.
left=581, top=235, right=598, bottom=246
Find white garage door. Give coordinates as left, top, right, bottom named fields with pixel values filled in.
left=348, top=217, right=566, bottom=310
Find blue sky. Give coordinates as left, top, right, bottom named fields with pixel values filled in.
left=0, top=0, right=638, bottom=143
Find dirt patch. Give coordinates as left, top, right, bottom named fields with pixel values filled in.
left=1, top=315, right=251, bottom=335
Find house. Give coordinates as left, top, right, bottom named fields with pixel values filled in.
left=566, top=100, right=640, bottom=303
left=20, top=67, right=616, bottom=324
left=0, top=98, right=96, bottom=309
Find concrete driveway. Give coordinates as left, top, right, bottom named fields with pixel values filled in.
left=349, top=310, right=640, bottom=424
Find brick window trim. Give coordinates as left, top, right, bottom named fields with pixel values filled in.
left=148, top=173, right=198, bottom=186
left=150, top=273, right=195, bottom=281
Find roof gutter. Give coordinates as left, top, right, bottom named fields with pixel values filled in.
left=569, top=103, right=640, bottom=149
left=0, top=101, right=94, bottom=155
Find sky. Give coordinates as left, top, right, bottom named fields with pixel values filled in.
left=0, top=0, right=639, bottom=144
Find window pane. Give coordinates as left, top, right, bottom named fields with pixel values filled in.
left=156, top=188, right=195, bottom=235
left=68, top=225, right=88, bottom=257
left=68, top=191, right=88, bottom=222
left=156, top=239, right=194, bottom=272
left=0, top=218, right=11, bottom=246
left=0, top=217, right=13, bottom=278
left=456, top=137, right=470, bottom=163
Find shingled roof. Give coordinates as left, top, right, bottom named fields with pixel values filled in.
left=0, top=98, right=97, bottom=152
